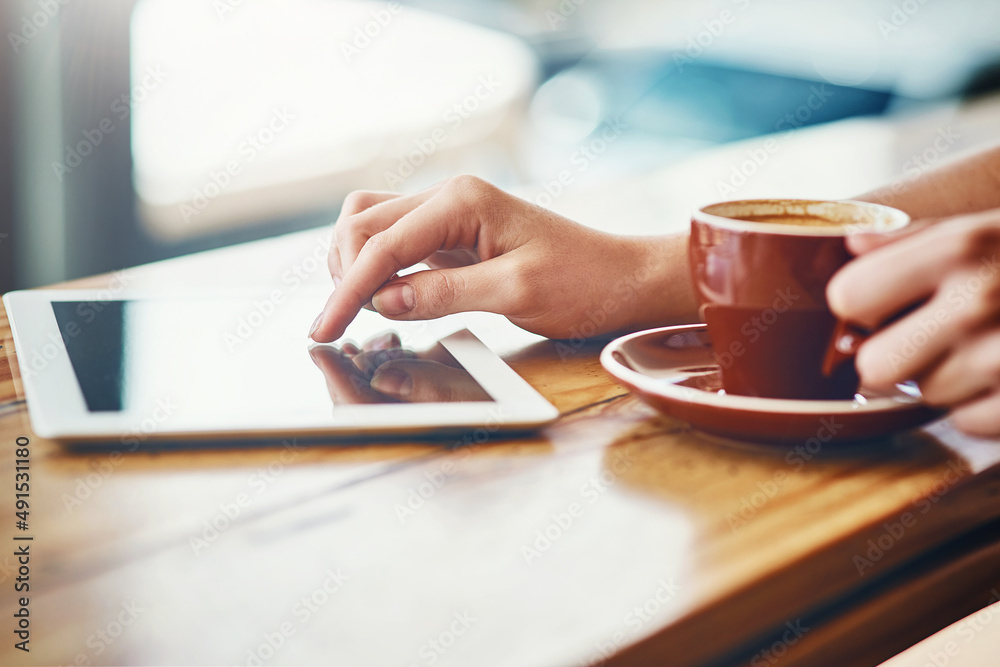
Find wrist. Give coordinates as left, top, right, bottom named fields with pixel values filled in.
left=615, top=233, right=700, bottom=332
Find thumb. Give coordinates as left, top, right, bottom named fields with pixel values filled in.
left=370, top=258, right=517, bottom=321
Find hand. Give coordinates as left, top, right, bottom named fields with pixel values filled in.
left=309, top=175, right=696, bottom=342
left=828, top=207, right=1000, bottom=436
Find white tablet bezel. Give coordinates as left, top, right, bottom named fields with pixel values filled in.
left=3, top=289, right=558, bottom=442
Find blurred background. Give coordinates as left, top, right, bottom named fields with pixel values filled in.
left=1, top=0, right=999, bottom=292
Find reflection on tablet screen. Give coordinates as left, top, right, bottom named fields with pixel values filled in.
left=309, top=333, right=492, bottom=405
left=50, top=298, right=494, bottom=418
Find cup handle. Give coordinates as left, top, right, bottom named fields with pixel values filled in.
left=822, top=320, right=870, bottom=378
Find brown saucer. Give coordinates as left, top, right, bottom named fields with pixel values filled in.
left=600, top=325, right=945, bottom=444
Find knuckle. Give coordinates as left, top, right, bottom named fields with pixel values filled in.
left=426, top=270, right=463, bottom=310
left=954, top=219, right=1000, bottom=264
left=442, top=175, right=510, bottom=232
left=341, top=190, right=381, bottom=217
left=962, top=284, right=1000, bottom=329
left=448, top=174, right=490, bottom=195
left=446, top=175, right=496, bottom=210
left=361, top=232, right=408, bottom=279
left=363, top=231, right=394, bottom=258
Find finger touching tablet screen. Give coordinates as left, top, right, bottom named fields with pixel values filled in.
left=3, top=289, right=557, bottom=443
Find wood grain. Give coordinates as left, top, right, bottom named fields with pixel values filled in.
left=1, top=236, right=999, bottom=667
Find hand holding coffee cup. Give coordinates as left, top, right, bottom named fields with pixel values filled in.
left=689, top=199, right=910, bottom=400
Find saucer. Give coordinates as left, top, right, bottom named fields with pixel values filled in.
left=600, top=324, right=944, bottom=444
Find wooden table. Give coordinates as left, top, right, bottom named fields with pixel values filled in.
left=2, top=95, right=1000, bottom=667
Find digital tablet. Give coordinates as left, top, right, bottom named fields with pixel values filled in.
left=2, top=289, right=557, bottom=443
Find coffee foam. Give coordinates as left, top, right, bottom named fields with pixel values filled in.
left=698, top=199, right=909, bottom=236
left=738, top=214, right=846, bottom=227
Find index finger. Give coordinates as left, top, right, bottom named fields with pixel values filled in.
left=327, top=191, right=400, bottom=280
left=311, top=184, right=480, bottom=342
left=828, top=210, right=1000, bottom=328
left=844, top=217, right=934, bottom=256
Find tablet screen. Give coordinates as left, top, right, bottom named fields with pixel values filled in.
left=49, top=296, right=494, bottom=419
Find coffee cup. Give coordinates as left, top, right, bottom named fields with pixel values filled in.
left=689, top=199, right=910, bottom=400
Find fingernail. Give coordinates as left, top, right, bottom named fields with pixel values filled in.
left=333, top=275, right=342, bottom=289
left=370, top=368, right=412, bottom=398
left=309, top=312, right=323, bottom=339
left=372, top=283, right=415, bottom=316
left=836, top=331, right=863, bottom=355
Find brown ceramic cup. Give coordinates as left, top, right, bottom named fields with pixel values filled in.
left=689, top=199, right=910, bottom=400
